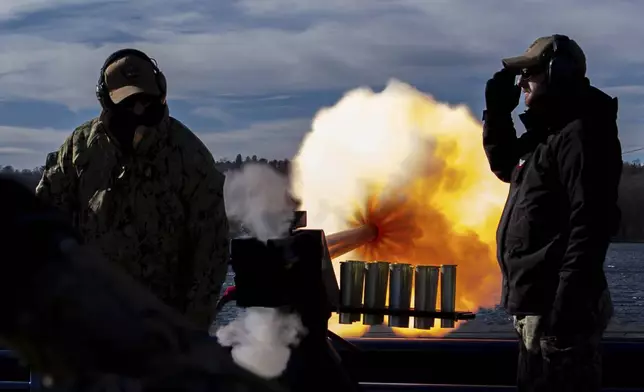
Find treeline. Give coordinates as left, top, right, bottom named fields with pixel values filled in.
left=2, top=160, right=644, bottom=242
left=215, top=154, right=290, bottom=174
left=614, top=161, right=644, bottom=242
left=0, top=154, right=291, bottom=189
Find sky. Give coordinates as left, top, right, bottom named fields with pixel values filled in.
left=0, top=0, right=643, bottom=169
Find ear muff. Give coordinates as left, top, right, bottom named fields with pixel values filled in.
left=95, top=48, right=167, bottom=110
left=547, top=34, right=581, bottom=89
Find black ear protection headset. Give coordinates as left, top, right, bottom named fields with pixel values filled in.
left=95, top=48, right=167, bottom=110
left=546, top=34, right=583, bottom=89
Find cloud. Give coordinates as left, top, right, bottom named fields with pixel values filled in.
left=199, top=118, right=310, bottom=161
left=0, top=147, right=37, bottom=155
left=0, top=0, right=643, bottom=168
left=603, top=85, right=644, bottom=97
left=0, top=0, right=110, bottom=21
left=0, top=119, right=309, bottom=169
left=0, top=125, right=70, bottom=168
left=3, top=0, right=644, bottom=108
left=192, top=105, right=236, bottom=123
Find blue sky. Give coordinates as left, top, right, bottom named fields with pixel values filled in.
left=0, top=0, right=643, bottom=169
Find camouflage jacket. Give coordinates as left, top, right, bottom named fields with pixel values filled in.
left=35, top=112, right=229, bottom=329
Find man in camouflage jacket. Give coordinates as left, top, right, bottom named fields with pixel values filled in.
left=36, top=48, right=229, bottom=330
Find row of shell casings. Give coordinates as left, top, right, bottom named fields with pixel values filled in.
left=339, top=261, right=457, bottom=329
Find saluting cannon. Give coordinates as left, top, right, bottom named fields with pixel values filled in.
left=228, top=211, right=475, bottom=392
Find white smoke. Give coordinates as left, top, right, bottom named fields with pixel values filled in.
left=220, top=164, right=306, bottom=378
left=215, top=307, right=305, bottom=379
left=224, top=164, right=295, bottom=242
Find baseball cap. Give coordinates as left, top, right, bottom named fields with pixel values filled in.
left=502, top=35, right=586, bottom=75
left=104, top=55, right=161, bottom=104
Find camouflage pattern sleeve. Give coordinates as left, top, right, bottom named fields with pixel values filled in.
left=182, top=140, right=230, bottom=329
left=35, top=132, right=78, bottom=218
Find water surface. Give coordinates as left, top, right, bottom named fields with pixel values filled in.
left=213, top=243, right=644, bottom=337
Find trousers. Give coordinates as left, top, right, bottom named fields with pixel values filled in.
left=513, top=288, right=613, bottom=392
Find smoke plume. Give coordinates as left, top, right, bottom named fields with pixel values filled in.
left=290, top=79, right=508, bottom=338
left=221, top=166, right=305, bottom=378
left=215, top=307, right=305, bottom=379
left=224, top=164, right=295, bottom=242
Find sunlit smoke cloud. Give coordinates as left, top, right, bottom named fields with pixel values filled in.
left=224, top=164, right=295, bottom=242
left=215, top=307, right=306, bottom=379
left=290, top=80, right=440, bottom=232
left=289, top=79, right=508, bottom=338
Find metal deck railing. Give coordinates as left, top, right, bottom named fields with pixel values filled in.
left=0, top=350, right=41, bottom=391
left=2, top=338, right=644, bottom=391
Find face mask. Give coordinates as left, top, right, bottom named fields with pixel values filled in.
left=106, top=108, right=138, bottom=151
left=106, top=95, right=166, bottom=150
left=138, top=101, right=166, bottom=127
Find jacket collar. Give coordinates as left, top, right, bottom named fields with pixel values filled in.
left=519, top=79, right=590, bottom=134
left=97, top=105, right=170, bottom=157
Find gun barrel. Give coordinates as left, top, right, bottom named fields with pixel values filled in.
left=326, top=224, right=378, bottom=259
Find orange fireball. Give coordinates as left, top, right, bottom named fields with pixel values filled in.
left=290, top=80, right=509, bottom=338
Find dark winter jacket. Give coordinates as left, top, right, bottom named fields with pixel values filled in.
left=483, top=81, right=622, bottom=335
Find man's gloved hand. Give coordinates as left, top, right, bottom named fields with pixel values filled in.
left=485, top=68, right=521, bottom=114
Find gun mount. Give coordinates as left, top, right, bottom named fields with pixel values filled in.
left=230, top=216, right=356, bottom=392
left=229, top=211, right=476, bottom=392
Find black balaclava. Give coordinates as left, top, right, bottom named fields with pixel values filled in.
left=106, top=93, right=166, bottom=152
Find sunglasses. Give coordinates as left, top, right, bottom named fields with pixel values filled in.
left=117, top=93, right=159, bottom=111
left=520, top=67, right=545, bottom=81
